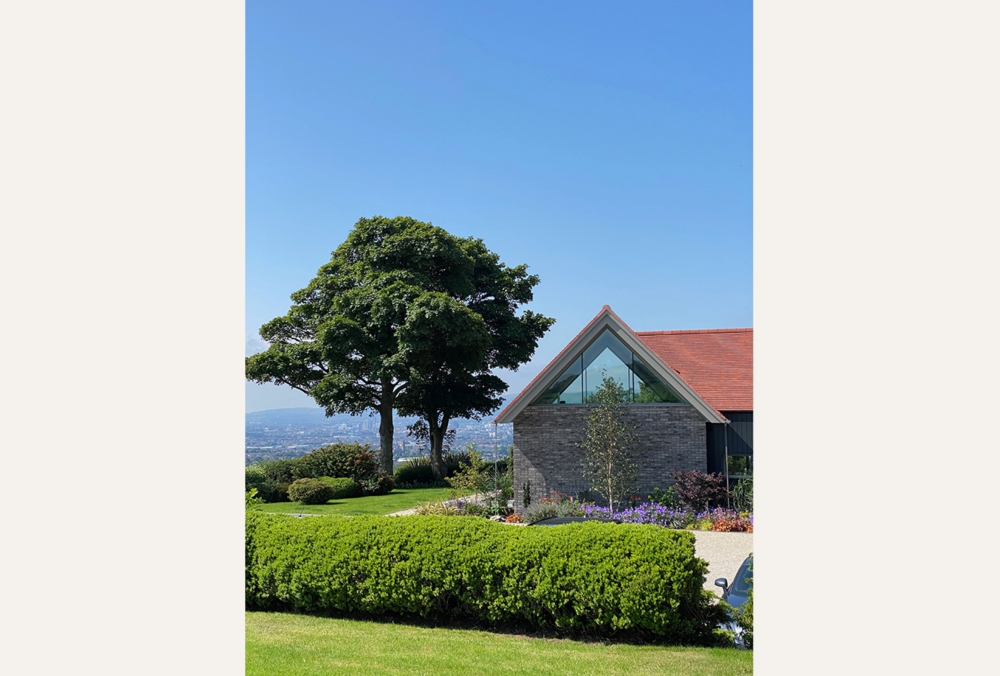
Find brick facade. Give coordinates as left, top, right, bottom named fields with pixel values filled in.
left=511, top=404, right=707, bottom=512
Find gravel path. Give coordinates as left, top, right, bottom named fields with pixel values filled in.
left=692, top=531, right=753, bottom=594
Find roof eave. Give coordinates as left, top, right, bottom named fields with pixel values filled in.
left=494, top=307, right=728, bottom=425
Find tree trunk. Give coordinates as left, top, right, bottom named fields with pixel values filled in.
left=378, top=385, right=395, bottom=474
left=428, top=415, right=451, bottom=481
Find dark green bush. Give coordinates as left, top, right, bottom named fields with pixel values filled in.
left=394, top=461, right=435, bottom=486
left=318, top=477, right=362, bottom=500
left=257, top=459, right=297, bottom=484
left=245, top=465, right=289, bottom=503
left=245, top=513, right=724, bottom=642
left=291, top=444, right=381, bottom=489
left=358, top=471, right=394, bottom=496
left=287, top=478, right=335, bottom=505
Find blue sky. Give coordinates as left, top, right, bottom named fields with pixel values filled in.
left=247, top=1, right=752, bottom=413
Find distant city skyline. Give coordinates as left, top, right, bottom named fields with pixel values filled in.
left=247, top=1, right=752, bottom=413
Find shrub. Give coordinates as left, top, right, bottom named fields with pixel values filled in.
left=318, top=477, right=362, bottom=500
left=504, top=513, right=523, bottom=523
left=737, top=588, right=753, bottom=649
left=245, top=465, right=289, bottom=503
left=670, top=470, right=728, bottom=512
left=257, top=459, right=297, bottom=484
left=287, top=478, right=335, bottom=505
left=360, top=471, right=395, bottom=496
left=414, top=501, right=460, bottom=516
left=245, top=512, right=726, bottom=642
left=292, top=443, right=380, bottom=485
left=730, top=478, right=753, bottom=513
left=394, top=461, right=435, bottom=486
left=647, top=485, right=679, bottom=508
left=525, top=491, right=586, bottom=522
left=245, top=488, right=263, bottom=509
left=711, top=514, right=753, bottom=533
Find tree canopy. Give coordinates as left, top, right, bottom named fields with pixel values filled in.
left=246, top=216, right=554, bottom=474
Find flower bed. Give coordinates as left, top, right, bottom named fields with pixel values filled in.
left=582, top=503, right=753, bottom=532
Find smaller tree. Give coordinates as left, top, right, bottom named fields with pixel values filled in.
left=580, top=374, right=638, bottom=514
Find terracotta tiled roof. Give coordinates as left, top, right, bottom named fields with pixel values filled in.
left=635, top=328, right=753, bottom=412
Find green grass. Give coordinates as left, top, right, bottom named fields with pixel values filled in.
left=246, top=613, right=751, bottom=676
left=252, top=487, right=455, bottom=516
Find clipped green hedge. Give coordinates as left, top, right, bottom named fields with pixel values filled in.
left=245, top=513, right=724, bottom=643
left=318, top=476, right=362, bottom=500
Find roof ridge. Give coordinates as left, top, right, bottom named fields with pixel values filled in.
left=635, top=328, right=753, bottom=336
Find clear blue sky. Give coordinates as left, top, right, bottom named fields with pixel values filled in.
left=247, top=0, right=752, bottom=413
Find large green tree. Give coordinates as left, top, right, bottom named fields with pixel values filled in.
left=246, top=216, right=553, bottom=474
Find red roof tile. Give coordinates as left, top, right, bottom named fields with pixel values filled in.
left=635, top=329, right=753, bottom=412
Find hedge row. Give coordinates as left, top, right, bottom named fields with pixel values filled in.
left=245, top=513, right=724, bottom=642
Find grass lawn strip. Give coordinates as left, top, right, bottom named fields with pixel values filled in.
left=252, top=487, right=455, bottom=516
left=246, top=612, right=751, bottom=676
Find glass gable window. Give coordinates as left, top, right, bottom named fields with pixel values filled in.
left=532, top=329, right=684, bottom=405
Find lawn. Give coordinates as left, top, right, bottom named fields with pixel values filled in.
left=246, top=612, right=751, bottom=676
left=252, top=487, right=455, bottom=516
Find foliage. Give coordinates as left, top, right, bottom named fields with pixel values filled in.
left=246, top=513, right=727, bottom=642
left=394, top=460, right=435, bottom=486
left=736, top=588, right=753, bottom=649
left=287, top=478, right=335, bottom=505
left=318, top=477, right=362, bottom=500
left=245, top=465, right=289, bottom=503
left=522, top=481, right=531, bottom=509
left=670, top=470, right=728, bottom=512
left=245, top=488, right=263, bottom=509
left=394, top=449, right=470, bottom=486
left=413, top=501, right=461, bottom=516
left=358, top=472, right=395, bottom=496
left=246, top=216, right=554, bottom=475
left=581, top=503, right=753, bottom=532
left=504, top=513, right=523, bottom=523
left=647, top=485, right=679, bottom=508
left=447, top=447, right=512, bottom=515
left=729, top=478, right=753, bottom=513
left=580, top=375, right=638, bottom=514
left=711, top=514, right=754, bottom=533
left=292, top=444, right=380, bottom=484
left=524, top=491, right=587, bottom=522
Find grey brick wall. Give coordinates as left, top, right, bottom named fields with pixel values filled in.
left=511, top=405, right=707, bottom=512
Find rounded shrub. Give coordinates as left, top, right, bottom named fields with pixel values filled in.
left=287, top=478, right=334, bottom=505
left=318, top=477, right=362, bottom=500
left=245, top=513, right=725, bottom=643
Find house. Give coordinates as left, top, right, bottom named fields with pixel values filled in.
left=494, top=306, right=752, bottom=510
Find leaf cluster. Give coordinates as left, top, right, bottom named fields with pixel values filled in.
left=670, top=470, right=728, bottom=512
